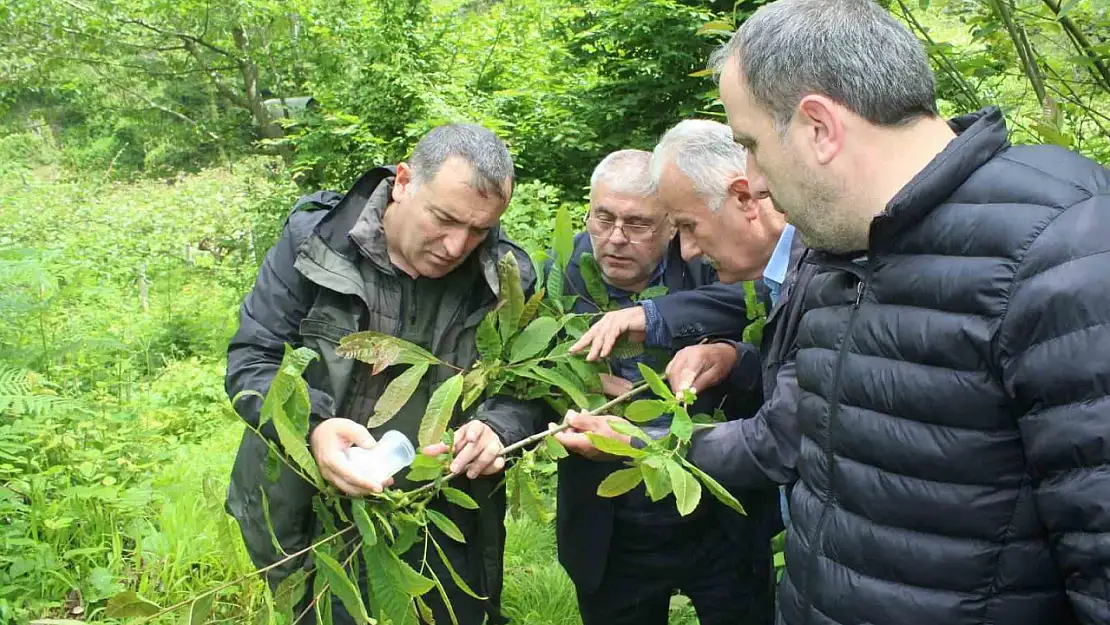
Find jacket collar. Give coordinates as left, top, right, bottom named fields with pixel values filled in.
left=870, top=106, right=1010, bottom=254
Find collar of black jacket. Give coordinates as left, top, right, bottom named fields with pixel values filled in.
left=869, top=106, right=1010, bottom=254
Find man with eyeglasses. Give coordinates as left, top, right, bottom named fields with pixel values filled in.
left=550, top=149, right=779, bottom=625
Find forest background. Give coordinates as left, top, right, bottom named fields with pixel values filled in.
left=1, top=0, right=1108, bottom=622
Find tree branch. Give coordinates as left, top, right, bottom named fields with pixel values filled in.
left=1041, top=0, right=1110, bottom=93
left=987, top=0, right=1047, bottom=105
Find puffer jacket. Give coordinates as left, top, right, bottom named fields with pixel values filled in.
left=779, top=107, right=1110, bottom=625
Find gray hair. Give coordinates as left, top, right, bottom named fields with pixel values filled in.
left=408, top=123, right=514, bottom=203
left=590, top=149, right=655, bottom=197
left=709, top=0, right=938, bottom=132
left=650, top=119, right=748, bottom=212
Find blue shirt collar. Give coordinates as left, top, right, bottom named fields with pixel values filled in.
left=763, top=224, right=796, bottom=287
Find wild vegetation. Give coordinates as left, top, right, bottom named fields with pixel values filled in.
left=1, top=0, right=1106, bottom=623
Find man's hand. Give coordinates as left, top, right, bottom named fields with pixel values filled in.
left=422, top=420, right=506, bottom=479
left=599, top=373, right=635, bottom=398
left=554, top=410, right=633, bottom=461
left=310, top=418, right=392, bottom=495
left=665, top=343, right=738, bottom=395
left=570, top=306, right=647, bottom=361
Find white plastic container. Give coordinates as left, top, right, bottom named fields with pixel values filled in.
left=345, top=430, right=416, bottom=483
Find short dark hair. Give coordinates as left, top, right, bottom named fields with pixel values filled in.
left=408, top=123, right=514, bottom=203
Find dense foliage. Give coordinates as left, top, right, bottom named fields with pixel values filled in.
left=1, top=0, right=1106, bottom=622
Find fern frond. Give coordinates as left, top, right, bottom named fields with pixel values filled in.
left=0, top=365, right=71, bottom=416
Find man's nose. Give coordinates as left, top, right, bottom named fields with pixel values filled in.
left=747, top=161, right=771, bottom=200
left=443, top=227, right=468, bottom=258
left=608, top=224, right=630, bottom=246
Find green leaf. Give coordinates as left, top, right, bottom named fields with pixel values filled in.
left=670, top=405, right=693, bottom=443
left=351, top=499, right=378, bottom=547
left=363, top=541, right=419, bottom=625
left=391, top=513, right=422, bottom=555
left=696, top=19, right=734, bottom=36
left=554, top=205, right=574, bottom=270
left=1058, top=0, right=1080, bottom=16
left=586, top=432, right=646, bottom=458
left=442, top=486, right=479, bottom=510
left=337, top=331, right=442, bottom=372
left=519, top=288, right=546, bottom=328
left=369, top=363, right=429, bottom=428
left=666, top=460, right=702, bottom=517
left=624, top=400, right=668, bottom=423
left=176, top=594, right=214, bottom=625
left=426, top=509, right=466, bottom=543
left=476, top=314, right=501, bottom=361
left=547, top=262, right=565, bottom=311
left=597, top=467, right=643, bottom=497
left=579, top=253, right=610, bottom=308
left=564, top=355, right=602, bottom=391
left=543, top=435, right=569, bottom=459
left=105, top=591, right=161, bottom=617
left=682, top=458, right=746, bottom=516
left=641, top=462, right=672, bottom=502
left=264, top=445, right=282, bottom=483
left=461, top=367, right=488, bottom=411
left=608, top=419, right=651, bottom=443
left=407, top=453, right=446, bottom=481
left=430, top=535, right=486, bottom=600
left=274, top=569, right=308, bottom=620
left=416, top=596, right=436, bottom=625
left=637, top=363, right=674, bottom=401
left=418, top=374, right=464, bottom=447
left=635, top=285, right=669, bottom=300
left=510, top=317, right=562, bottom=362
left=390, top=549, right=436, bottom=596
left=521, top=365, right=589, bottom=409
left=497, top=253, right=526, bottom=343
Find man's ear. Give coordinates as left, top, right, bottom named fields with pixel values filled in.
left=393, top=162, right=414, bottom=202
left=725, top=175, right=758, bottom=221
left=797, top=95, right=843, bottom=166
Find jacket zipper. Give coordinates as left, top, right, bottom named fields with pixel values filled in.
left=802, top=273, right=867, bottom=625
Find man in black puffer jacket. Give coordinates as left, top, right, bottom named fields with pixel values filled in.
left=707, top=1, right=1110, bottom=624
left=564, top=1, right=1110, bottom=623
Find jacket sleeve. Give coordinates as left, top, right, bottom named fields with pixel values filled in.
left=999, top=194, right=1110, bottom=625
left=687, top=353, right=802, bottom=492
left=646, top=282, right=751, bottom=348
left=225, top=213, right=335, bottom=441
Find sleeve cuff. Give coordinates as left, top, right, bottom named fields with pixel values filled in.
left=640, top=300, right=672, bottom=348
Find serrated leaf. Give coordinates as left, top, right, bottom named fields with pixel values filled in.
left=521, top=365, right=589, bottom=409
left=636, top=285, right=669, bottom=300
left=597, top=467, right=643, bottom=497
left=337, top=331, right=441, bottom=370
left=391, top=549, right=436, bottom=596
left=564, top=355, right=602, bottom=391
left=369, top=363, right=429, bottom=428
left=442, top=486, right=479, bottom=510
left=666, top=460, right=702, bottom=517
left=682, top=458, right=746, bottom=516
left=509, top=317, right=562, bottom=363
left=608, top=419, right=651, bottom=443
left=426, top=509, right=466, bottom=543
left=461, top=367, right=487, bottom=411
left=670, top=405, right=693, bottom=443
left=105, top=591, right=161, bottom=617
left=497, top=253, right=526, bottom=343
left=637, top=363, right=674, bottom=401
left=579, top=253, right=610, bottom=308
left=363, top=541, right=419, bottom=625
left=418, top=374, right=464, bottom=447
left=265, top=445, right=282, bottom=482
left=585, top=432, right=646, bottom=458
left=177, top=594, right=214, bottom=625
left=430, top=535, right=486, bottom=600
left=547, top=262, right=565, bottom=311
left=274, top=569, right=308, bottom=620
left=543, top=435, right=569, bottom=459
left=641, top=462, right=672, bottom=502
left=625, top=400, right=668, bottom=423
left=554, top=206, right=574, bottom=270
left=351, top=499, right=378, bottom=547
left=391, top=513, right=422, bottom=555
left=416, top=596, right=436, bottom=625
left=519, top=288, right=546, bottom=328
left=476, top=314, right=501, bottom=361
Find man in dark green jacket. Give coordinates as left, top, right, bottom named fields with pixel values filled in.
left=224, top=123, right=543, bottom=624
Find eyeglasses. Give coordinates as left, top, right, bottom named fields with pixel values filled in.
left=585, top=215, right=664, bottom=245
